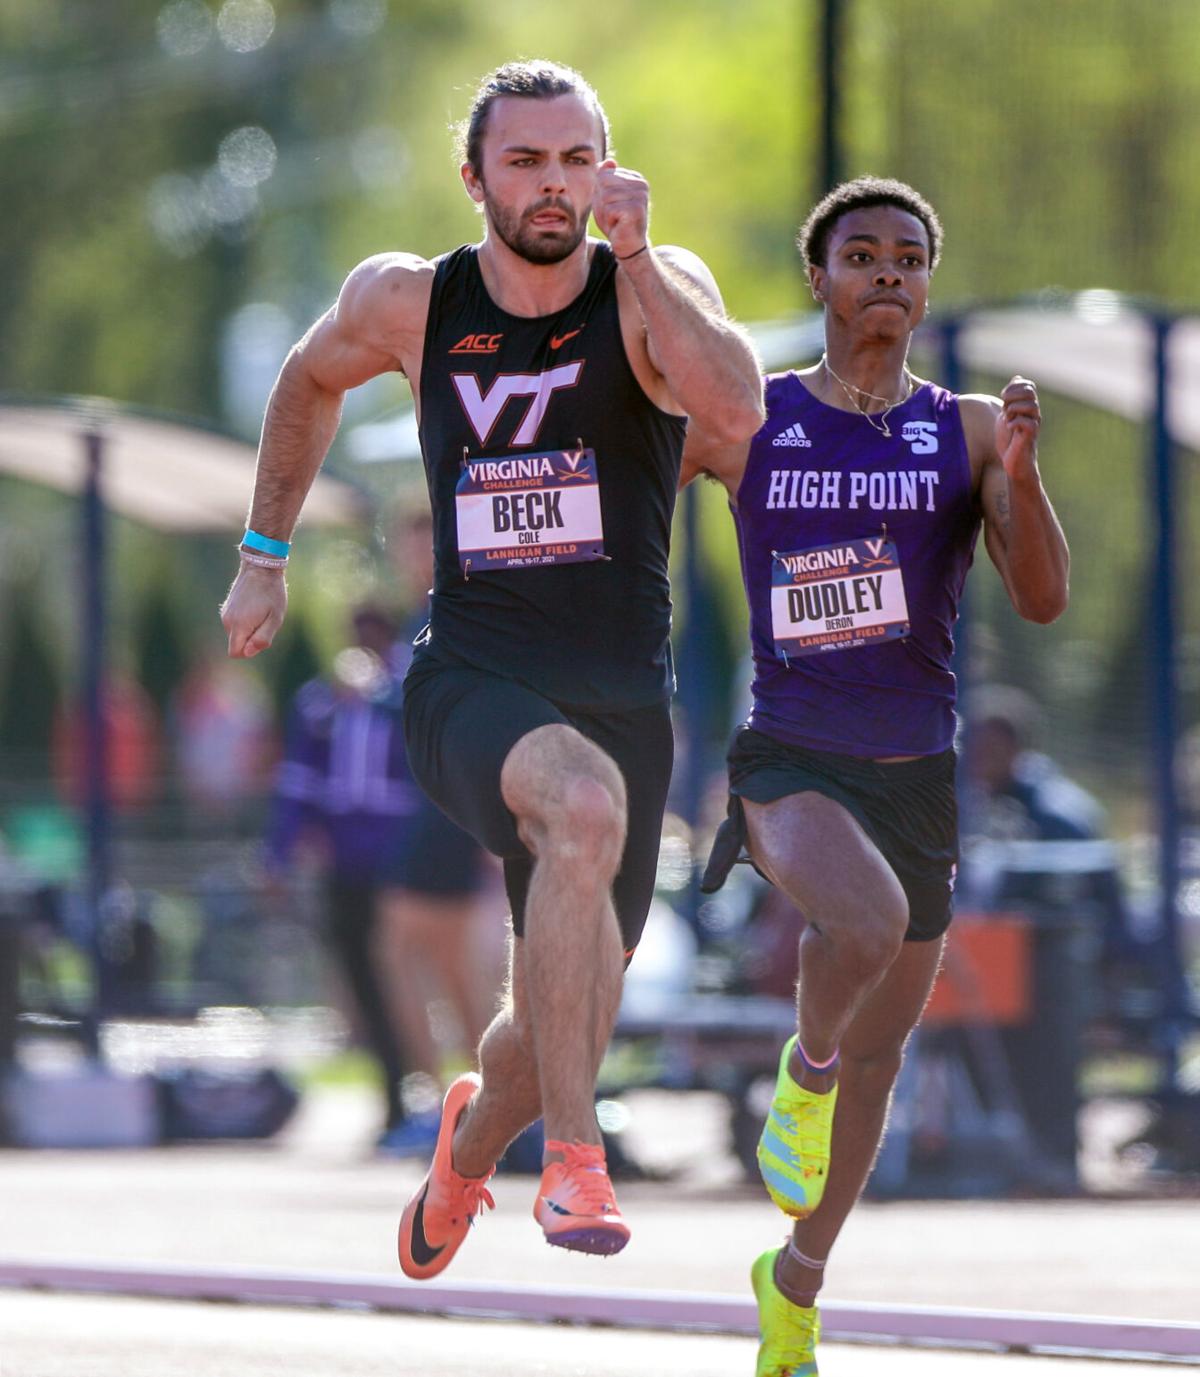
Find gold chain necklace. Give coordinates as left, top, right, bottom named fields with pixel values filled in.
left=820, top=354, right=916, bottom=439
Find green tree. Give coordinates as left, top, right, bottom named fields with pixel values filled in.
left=135, top=579, right=190, bottom=718
left=0, top=585, right=61, bottom=780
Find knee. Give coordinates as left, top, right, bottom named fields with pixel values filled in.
left=502, top=726, right=626, bottom=858
left=530, top=770, right=626, bottom=871
left=845, top=915, right=907, bottom=975
left=818, top=897, right=907, bottom=978
left=563, top=770, right=625, bottom=838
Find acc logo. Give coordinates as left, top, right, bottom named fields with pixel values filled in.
left=901, top=420, right=938, bottom=455
left=450, top=333, right=503, bottom=355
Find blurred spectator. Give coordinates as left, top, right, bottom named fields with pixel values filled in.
left=372, top=504, right=504, bottom=1145
left=954, top=691, right=1146, bottom=1183
left=266, top=605, right=419, bottom=1148
left=53, top=675, right=161, bottom=810
left=172, top=653, right=275, bottom=811
left=961, top=684, right=1104, bottom=847
left=958, top=683, right=1140, bottom=1005
left=373, top=818, right=499, bottom=1119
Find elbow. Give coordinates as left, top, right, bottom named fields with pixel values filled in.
left=741, top=392, right=769, bottom=438
left=701, top=389, right=765, bottom=445
left=1018, top=582, right=1069, bottom=625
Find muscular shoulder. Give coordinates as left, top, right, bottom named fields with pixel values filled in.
left=957, top=392, right=1001, bottom=444
left=287, top=252, right=437, bottom=393
left=335, top=252, right=436, bottom=354
left=957, top=391, right=1002, bottom=484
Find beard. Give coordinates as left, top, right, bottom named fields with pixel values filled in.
left=485, top=192, right=588, bottom=265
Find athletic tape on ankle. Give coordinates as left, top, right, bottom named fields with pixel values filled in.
left=787, top=1238, right=828, bottom=1271
left=795, top=1037, right=840, bottom=1074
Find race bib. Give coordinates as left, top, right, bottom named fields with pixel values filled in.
left=771, top=536, right=910, bottom=658
left=455, top=446, right=604, bottom=573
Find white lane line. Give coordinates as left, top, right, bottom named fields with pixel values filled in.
left=1, top=1259, right=1197, bottom=1362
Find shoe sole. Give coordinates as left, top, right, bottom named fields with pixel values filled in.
left=543, top=1224, right=630, bottom=1255
left=764, top=1188, right=818, bottom=1219
left=757, top=1142, right=825, bottom=1219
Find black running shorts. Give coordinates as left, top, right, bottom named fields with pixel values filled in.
left=722, top=725, right=959, bottom=942
left=402, top=651, right=674, bottom=956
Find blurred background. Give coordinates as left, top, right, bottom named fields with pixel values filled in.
left=1, top=0, right=1199, bottom=1201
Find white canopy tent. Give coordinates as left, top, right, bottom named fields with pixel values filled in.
left=0, top=398, right=363, bottom=530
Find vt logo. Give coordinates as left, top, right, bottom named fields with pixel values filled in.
left=452, top=361, right=584, bottom=447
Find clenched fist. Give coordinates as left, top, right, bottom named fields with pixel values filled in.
left=995, top=376, right=1041, bottom=479
left=221, top=563, right=288, bottom=658
left=593, top=159, right=650, bottom=262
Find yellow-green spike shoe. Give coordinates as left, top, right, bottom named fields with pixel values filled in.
left=756, top=1036, right=837, bottom=1218
left=751, top=1247, right=820, bottom=1375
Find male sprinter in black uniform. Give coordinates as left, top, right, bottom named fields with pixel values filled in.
left=221, top=61, right=763, bottom=1271
left=686, top=177, right=1069, bottom=1374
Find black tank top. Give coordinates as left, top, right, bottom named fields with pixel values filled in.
left=415, top=242, right=687, bottom=710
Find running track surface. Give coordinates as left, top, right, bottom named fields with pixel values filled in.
left=2, top=1294, right=1191, bottom=1377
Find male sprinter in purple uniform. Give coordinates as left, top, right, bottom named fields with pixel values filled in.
left=221, top=61, right=762, bottom=1271
left=685, top=176, right=1068, bottom=1374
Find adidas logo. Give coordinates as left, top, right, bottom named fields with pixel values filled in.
left=771, top=422, right=812, bottom=448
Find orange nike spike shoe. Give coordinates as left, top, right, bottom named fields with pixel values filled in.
left=398, top=1073, right=495, bottom=1280
left=533, top=1139, right=630, bottom=1255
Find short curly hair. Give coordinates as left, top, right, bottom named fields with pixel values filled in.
left=798, top=176, right=943, bottom=272
left=456, top=60, right=610, bottom=175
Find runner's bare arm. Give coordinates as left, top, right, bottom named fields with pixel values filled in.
left=622, top=244, right=764, bottom=443
left=679, top=422, right=752, bottom=498
left=242, top=253, right=431, bottom=542
left=963, top=379, right=1069, bottom=624
left=594, top=161, right=764, bottom=442
left=221, top=254, right=433, bottom=659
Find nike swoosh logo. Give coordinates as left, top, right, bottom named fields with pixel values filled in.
left=550, top=329, right=581, bottom=349
left=540, top=1195, right=614, bottom=1217
left=408, top=1186, right=446, bottom=1267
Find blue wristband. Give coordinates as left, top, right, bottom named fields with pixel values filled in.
left=242, top=529, right=291, bottom=558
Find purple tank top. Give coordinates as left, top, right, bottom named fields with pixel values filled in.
left=733, top=372, right=980, bottom=757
